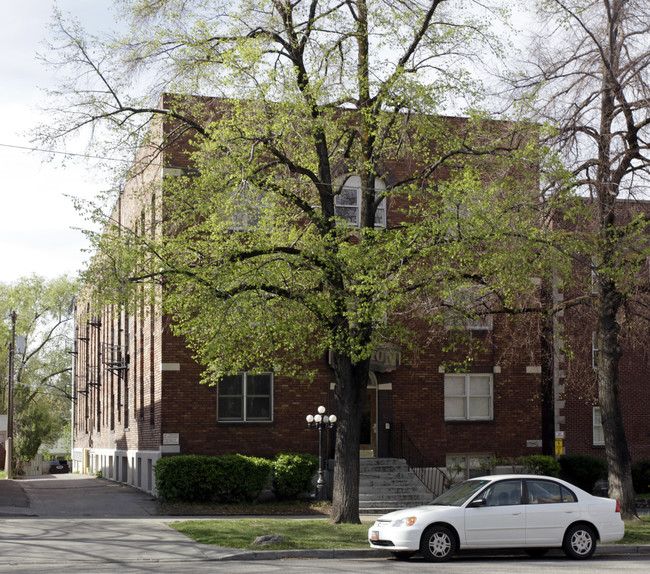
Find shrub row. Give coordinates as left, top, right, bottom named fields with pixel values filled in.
left=520, top=454, right=650, bottom=495
left=519, top=453, right=607, bottom=494
left=155, top=452, right=317, bottom=503
left=632, top=460, right=650, bottom=494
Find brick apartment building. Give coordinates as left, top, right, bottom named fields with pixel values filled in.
left=70, top=97, right=650, bottom=494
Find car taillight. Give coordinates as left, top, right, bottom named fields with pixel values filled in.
left=615, top=500, right=621, bottom=513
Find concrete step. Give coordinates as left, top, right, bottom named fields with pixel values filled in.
left=358, top=457, right=433, bottom=514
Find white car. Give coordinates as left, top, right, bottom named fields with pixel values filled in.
left=368, top=474, right=624, bottom=561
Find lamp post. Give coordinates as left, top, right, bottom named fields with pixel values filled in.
left=4, top=311, right=16, bottom=479
left=306, top=405, right=337, bottom=501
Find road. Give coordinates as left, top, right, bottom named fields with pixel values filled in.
left=0, top=474, right=649, bottom=573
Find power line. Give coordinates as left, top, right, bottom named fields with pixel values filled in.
left=0, top=142, right=131, bottom=164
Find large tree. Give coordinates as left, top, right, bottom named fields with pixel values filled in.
left=508, top=0, right=650, bottom=520
left=41, top=0, right=555, bottom=522
left=1, top=275, right=77, bottom=473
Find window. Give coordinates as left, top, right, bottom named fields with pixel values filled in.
left=526, top=479, right=577, bottom=504
left=482, top=479, right=522, bottom=506
left=593, top=406, right=604, bottom=446
left=445, top=453, right=493, bottom=482
left=445, top=287, right=493, bottom=331
left=444, top=373, right=493, bottom=420
left=334, top=174, right=386, bottom=228
left=217, top=372, right=273, bottom=422
left=231, top=182, right=267, bottom=230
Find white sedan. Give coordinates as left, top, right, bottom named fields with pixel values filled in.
left=368, top=474, right=624, bottom=561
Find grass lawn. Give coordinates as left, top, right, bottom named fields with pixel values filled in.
left=170, top=518, right=370, bottom=550
left=618, top=516, right=650, bottom=545
left=170, top=515, right=650, bottom=550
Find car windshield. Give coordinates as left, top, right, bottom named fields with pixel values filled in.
left=429, top=479, right=490, bottom=507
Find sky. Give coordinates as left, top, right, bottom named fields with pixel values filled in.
left=0, top=1, right=118, bottom=284
left=0, top=1, right=535, bottom=286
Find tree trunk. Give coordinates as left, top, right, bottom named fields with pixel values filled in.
left=597, top=271, right=637, bottom=520
left=329, top=351, right=369, bottom=524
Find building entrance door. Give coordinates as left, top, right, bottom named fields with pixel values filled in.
left=360, top=374, right=378, bottom=457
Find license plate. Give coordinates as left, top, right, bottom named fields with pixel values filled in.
left=371, top=530, right=379, bottom=540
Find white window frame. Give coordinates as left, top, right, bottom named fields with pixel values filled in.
left=444, top=287, right=493, bottom=331
left=592, top=331, right=599, bottom=371
left=444, top=373, right=493, bottom=421
left=334, top=174, right=386, bottom=228
left=593, top=406, right=604, bottom=446
left=217, top=372, right=273, bottom=422
left=230, top=181, right=269, bottom=230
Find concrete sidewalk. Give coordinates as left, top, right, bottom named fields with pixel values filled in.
left=0, top=478, right=32, bottom=516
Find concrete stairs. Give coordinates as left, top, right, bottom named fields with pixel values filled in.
left=359, top=457, right=433, bottom=515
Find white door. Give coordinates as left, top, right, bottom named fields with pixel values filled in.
left=524, top=479, right=578, bottom=545
left=464, top=479, right=525, bottom=546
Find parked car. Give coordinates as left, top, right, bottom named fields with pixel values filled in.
left=368, top=474, right=624, bottom=561
left=46, top=460, right=70, bottom=474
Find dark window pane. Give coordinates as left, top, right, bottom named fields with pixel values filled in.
left=247, top=373, right=271, bottom=395
left=220, top=374, right=243, bottom=396
left=247, top=397, right=271, bottom=420
left=218, top=397, right=243, bottom=420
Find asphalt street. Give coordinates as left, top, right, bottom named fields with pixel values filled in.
left=0, top=473, right=649, bottom=572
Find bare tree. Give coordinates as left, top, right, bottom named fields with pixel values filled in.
left=510, top=0, right=650, bottom=520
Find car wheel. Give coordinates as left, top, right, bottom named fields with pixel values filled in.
left=420, top=525, right=457, bottom=562
left=525, top=548, right=549, bottom=558
left=390, top=551, right=415, bottom=561
left=563, top=524, right=596, bottom=559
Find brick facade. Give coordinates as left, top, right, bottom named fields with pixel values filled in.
left=71, top=97, right=650, bottom=495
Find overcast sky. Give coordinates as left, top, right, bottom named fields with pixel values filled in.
left=0, top=1, right=118, bottom=284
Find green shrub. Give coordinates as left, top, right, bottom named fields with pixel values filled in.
left=632, top=460, right=650, bottom=494
left=212, top=454, right=272, bottom=503
left=518, top=455, right=561, bottom=477
left=154, top=454, right=272, bottom=503
left=558, top=453, right=607, bottom=493
left=155, top=455, right=218, bottom=503
left=272, top=453, right=318, bottom=500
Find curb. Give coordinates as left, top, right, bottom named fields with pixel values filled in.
left=212, top=544, right=650, bottom=561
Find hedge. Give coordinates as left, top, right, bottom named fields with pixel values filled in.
left=155, top=454, right=272, bottom=503
left=518, top=455, right=561, bottom=477
left=558, top=453, right=607, bottom=494
left=632, top=459, right=650, bottom=494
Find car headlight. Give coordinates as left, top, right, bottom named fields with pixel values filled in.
left=391, top=516, right=417, bottom=527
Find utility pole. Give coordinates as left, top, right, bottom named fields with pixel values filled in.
left=4, top=311, right=16, bottom=479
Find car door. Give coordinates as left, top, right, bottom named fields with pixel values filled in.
left=524, top=478, right=579, bottom=545
left=464, top=479, right=525, bottom=547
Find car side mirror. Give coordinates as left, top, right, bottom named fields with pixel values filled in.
left=468, top=498, right=487, bottom=508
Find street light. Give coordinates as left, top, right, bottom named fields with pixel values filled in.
left=306, top=405, right=337, bottom=501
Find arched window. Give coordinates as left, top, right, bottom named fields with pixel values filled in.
left=334, top=174, right=386, bottom=228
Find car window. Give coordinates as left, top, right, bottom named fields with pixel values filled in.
left=480, top=479, right=522, bottom=506
left=430, top=479, right=490, bottom=506
left=526, top=479, right=576, bottom=504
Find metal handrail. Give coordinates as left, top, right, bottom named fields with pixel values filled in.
left=393, top=423, right=448, bottom=497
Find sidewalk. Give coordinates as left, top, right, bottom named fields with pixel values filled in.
left=0, top=478, right=33, bottom=516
